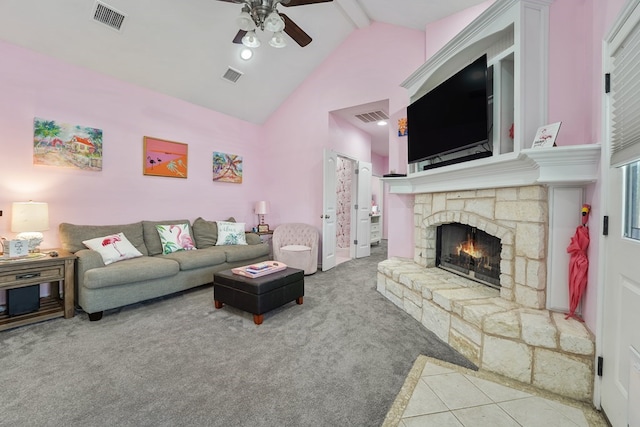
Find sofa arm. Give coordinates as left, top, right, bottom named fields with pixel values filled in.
left=245, top=232, right=262, bottom=245
left=74, top=249, right=106, bottom=289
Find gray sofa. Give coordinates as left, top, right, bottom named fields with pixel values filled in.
left=59, top=217, right=270, bottom=320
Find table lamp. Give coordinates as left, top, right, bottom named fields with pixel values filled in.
left=11, top=201, right=49, bottom=253
left=254, top=201, right=270, bottom=232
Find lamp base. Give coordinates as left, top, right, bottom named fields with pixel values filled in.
left=15, top=231, right=43, bottom=253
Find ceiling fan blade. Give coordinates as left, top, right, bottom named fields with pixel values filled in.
left=280, top=13, right=312, bottom=47
left=281, top=0, right=333, bottom=6
left=232, top=30, right=247, bottom=44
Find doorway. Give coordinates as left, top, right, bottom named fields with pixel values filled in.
left=335, top=155, right=355, bottom=266
left=322, top=149, right=372, bottom=271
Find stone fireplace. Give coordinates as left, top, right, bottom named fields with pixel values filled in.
left=415, top=186, right=548, bottom=308
left=377, top=183, right=597, bottom=402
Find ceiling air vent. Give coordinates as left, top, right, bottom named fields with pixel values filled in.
left=92, top=1, right=126, bottom=31
left=222, top=67, right=243, bottom=83
left=355, top=111, right=389, bottom=123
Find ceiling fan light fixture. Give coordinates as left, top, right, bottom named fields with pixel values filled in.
left=236, top=9, right=256, bottom=31
left=269, top=31, right=287, bottom=48
left=264, top=11, right=285, bottom=33
left=242, top=30, right=261, bottom=48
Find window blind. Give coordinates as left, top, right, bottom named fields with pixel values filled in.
left=611, top=13, right=640, bottom=166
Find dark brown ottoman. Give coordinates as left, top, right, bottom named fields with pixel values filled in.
left=213, top=267, right=304, bottom=325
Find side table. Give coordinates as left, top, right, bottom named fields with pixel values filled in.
left=0, top=249, right=76, bottom=331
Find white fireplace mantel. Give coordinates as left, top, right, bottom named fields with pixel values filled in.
left=382, top=144, right=601, bottom=194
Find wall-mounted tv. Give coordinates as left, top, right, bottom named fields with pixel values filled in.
left=407, top=54, right=490, bottom=166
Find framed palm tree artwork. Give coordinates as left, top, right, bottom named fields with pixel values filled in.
left=143, top=136, right=188, bottom=178
left=212, top=152, right=242, bottom=183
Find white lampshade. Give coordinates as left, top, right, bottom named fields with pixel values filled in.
left=264, top=12, right=285, bottom=33
left=11, top=201, right=49, bottom=252
left=11, top=201, right=49, bottom=232
left=242, top=30, right=261, bottom=48
left=269, top=31, right=287, bottom=48
left=254, top=201, right=270, bottom=215
left=236, top=10, right=256, bottom=31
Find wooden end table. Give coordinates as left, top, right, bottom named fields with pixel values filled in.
left=0, top=249, right=76, bottom=331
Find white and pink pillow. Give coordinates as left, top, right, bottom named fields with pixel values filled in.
left=82, top=232, right=143, bottom=265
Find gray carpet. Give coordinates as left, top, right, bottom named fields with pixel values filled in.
left=0, top=241, right=475, bottom=427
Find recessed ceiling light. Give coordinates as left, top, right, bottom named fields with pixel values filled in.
left=377, top=120, right=388, bottom=126
left=240, top=48, right=253, bottom=60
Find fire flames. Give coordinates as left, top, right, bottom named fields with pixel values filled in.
left=456, top=237, right=485, bottom=259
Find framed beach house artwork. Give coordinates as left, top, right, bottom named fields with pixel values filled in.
left=143, top=136, right=188, bottom=178
left=33, top=117, right=103, bottom=171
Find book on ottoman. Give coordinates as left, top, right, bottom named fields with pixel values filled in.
left=232, top=261, right=287, bottom=278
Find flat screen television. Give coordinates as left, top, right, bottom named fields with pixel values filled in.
left=407, top=54, right=489, bottom=165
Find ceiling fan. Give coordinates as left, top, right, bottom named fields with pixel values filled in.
left=217, top=0, right=333, bottom=48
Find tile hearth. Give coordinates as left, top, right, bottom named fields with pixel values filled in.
left=377, top=258, right=595, bottom=402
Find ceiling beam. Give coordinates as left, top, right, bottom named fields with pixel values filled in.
left=334, top=0, right=371, bottom=29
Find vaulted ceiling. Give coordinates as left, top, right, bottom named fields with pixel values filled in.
left=0, top=0, right=489, bottom=155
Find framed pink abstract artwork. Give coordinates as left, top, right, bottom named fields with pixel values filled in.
left=143, top=136, right=188, bottom=178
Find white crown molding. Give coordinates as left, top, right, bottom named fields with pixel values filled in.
left=382, top=144, right=601, bottom=194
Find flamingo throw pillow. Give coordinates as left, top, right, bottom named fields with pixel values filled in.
left=156, top=223, right=197, bottom=254
left=82, top=232, right=143, bottom=265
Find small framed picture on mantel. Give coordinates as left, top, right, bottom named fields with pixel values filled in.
left=531, top=122, right=562, bottom=148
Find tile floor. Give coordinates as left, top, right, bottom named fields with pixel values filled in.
left=388, top=356, right=609, bottom=427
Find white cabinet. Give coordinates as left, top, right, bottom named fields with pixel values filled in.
left=402, top=0, right=552, bottom=174
left=370, top=214, right=381, bottom=245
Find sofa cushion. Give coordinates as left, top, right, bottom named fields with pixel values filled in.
left=142, top=219, right=192, bottom=256
left=59, top=222, right=148, bottom=255
left=216, top=221, right=247, bottom=246
left=156, top=223, right=196, bottom=254
left=192, top=217, right=218, bottom=249
left=83, top=256, right=180, bottom=289
left=223, top=243, right=270, bottom=263
left=82, top=232, right=143, bottom=265
left=192, top=217, right=237, bottom=249
left=159, top=247, right=227, bottom=271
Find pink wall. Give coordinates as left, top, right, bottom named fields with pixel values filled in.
left=548, top=0, right=593, bottom=148
left=0, top=40, right=266, bottom=248
left=0, top=21, right=426, bottom=262
left=425, top=0, right=496, bottom=59
left=262, top=22, right=425, bottom=250
left=371, top=152, right=388, bottom=177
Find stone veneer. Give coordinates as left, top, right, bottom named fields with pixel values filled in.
left=377, top=185, right=595, bottom=402
left=415, top=185, right=549, bottom=309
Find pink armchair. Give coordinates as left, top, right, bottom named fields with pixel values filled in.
left=272, top=223, right=319, bottom=275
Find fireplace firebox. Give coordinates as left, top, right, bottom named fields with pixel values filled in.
left=436, top=223, right=501, bottom=288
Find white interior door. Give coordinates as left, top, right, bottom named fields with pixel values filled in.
left=601, top=5, right=640, bottom=424
left=355, top=161, right=372, bottom=258
left=601, top=164, right=640, bottom=427
left=322, top=149, right=337, bottom=271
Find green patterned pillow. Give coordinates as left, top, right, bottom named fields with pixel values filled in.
left=215, top=221, right=247, bottom=246
left=156, top=223, right=197, bottom=254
